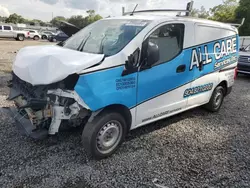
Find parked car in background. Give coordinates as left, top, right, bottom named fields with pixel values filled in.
left=240, top=36, right=250, bottom=49
left=24, top=29, right=41, bottom=40
left=48, top=32, right=69, bottom=42
left=41, top=31, right=56, bottom=40
left=238, top=44, right=250, bottom=75
left=0, top=25, right=28, bottom=41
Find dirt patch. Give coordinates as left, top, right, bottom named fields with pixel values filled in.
left=0, top=39, right=51, bottom=73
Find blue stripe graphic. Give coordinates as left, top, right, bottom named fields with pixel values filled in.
left=75, top=35, right=239, bottom=111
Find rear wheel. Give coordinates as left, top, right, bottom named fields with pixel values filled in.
left=204, top=86, right=225, bottom=112
left=17, top=34, right=24, bottom=41
left=34, top=36, right=39, bottom=40
left=82, top=111, right=127, bottom=159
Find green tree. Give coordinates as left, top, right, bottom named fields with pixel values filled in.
left=5, top=13, right=25, bottom=24
left=68, top=15, right=87, bottom=28
left=235, top=0, right=250, bottom=36
left=0, top=16, right=7, bottom=22
left=85, top=10, right=102, bottom=25
left=210, top=0, right=238, bottom=22
left=191, top=6, right=209, bottom=19
left=68, top=10, right=102, bottom=28
left=50, top=16, right=66, bottom=27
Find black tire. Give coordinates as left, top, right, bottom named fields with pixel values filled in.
left=204, top=86, right=225, bottom=112
left=42, top=35, right=47, bottom=40
left=34, top=36, right=39, bottom=40
left=82, top=111, right=127, bottom=160
left=17, top=34, right=24, bottom=41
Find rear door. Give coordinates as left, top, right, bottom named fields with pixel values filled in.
left=187, top=24, right=238, bottom=107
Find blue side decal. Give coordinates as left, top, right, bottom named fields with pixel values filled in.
left=75, top=35, right=239, bottom=111
left=74, top=66, right=137, bottom=111
left=137, top=35, right=238, bottom=104
left=183, top=83, right=213, bottom=98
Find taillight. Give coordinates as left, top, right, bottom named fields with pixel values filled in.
left=27, top=32, right=30, bottom=35
left=234, top=67, right=238, bottom=80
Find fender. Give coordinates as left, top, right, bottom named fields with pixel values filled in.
left=74, top=66, right=138, bottom=111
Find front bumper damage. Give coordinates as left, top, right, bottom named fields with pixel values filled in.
left=6, top=73, right=90, bottom=139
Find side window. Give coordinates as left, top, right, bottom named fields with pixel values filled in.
left=3, top=26, right=11, bottom=30
left=0, top=26, right=2, bottom=30
left=148, top=23, right=184, bottom=65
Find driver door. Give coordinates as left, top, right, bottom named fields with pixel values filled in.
left=135, top=23, right=192, bottom=126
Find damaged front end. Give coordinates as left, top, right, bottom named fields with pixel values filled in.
left=7, top=72, right=91, bottom=139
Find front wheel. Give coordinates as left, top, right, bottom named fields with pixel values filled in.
left=82, top=111, right=127, bottom=160
left=204, top=86, right=225, bottom=112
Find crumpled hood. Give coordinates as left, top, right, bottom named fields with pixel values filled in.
left=13, top=45, right=104, bottom=85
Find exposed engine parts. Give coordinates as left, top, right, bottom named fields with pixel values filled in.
left=8, top=73, right=90, bottom=136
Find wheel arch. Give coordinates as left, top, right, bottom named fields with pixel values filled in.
left=89, top=104, right=132, bottom=131
left=218, top=80, right=228, bottom=96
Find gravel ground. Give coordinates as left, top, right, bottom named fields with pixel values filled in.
left=0, top=40, right=250, bottom=188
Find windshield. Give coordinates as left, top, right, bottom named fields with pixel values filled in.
left=62, top=19, right=151, bottom=56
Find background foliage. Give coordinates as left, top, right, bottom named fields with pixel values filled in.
left=1, top=0, right=250, bottom=35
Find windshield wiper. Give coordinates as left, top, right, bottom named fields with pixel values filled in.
left=99, top=35, right=107, bottom=55
left=77, top=32, right=91, bottom=51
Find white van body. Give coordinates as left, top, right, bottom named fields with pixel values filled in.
left=7, top=14, right=239, bottom=159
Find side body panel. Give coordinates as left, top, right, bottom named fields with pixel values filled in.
left=74, top=20, right=238, bottom=131
left=75, top=66, right=137, bottom=111
left=187, top=24, right=238, bottom=107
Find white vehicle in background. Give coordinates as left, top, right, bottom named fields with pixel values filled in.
left=24, top=29, right=41, bottom=40
left=0, top=25, right=28, bottom=41
left=40, top=31, right=56, bottom=40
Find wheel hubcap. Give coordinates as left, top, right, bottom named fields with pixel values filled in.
left=96, top=120, right=122, bottom=154
left=214, top=90, right=223, bottom=107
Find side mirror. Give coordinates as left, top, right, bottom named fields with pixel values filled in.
left=122, top=48, right=140, bottom=76
left=147, top=41, right=160, bottom=66
left=239, top=47, right=244, bottom=51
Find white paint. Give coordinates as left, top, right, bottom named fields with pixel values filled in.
left=13, top=45, right=104, bottom=85
left=131, top=83, right=190, bottom=129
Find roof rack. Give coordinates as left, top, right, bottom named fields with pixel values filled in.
left=227, top=18, right=245, bottom=29
left=122, top=1, right=194, bottom=16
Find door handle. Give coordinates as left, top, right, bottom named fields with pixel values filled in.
left=176, top=64, right=186, bottom=73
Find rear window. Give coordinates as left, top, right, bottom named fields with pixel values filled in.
left=29, top=31, right=35, bottom=33
left=3, top=26, right=11, bottom=30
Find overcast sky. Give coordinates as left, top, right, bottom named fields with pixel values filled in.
left=0, top=0, right=223, bottom=21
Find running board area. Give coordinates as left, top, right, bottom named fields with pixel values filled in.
left=2, top=107, right=48, bottom=140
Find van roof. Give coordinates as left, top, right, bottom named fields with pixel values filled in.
left=105, top=14, right=238, bottom=31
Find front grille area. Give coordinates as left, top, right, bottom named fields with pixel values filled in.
left=10, top=72, right=79, bottom=100
left=11, top=72, right=49, bottom=99
left=239, top=55, right=250, bottom=63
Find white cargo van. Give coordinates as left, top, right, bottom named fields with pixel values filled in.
left=7, top=2, right=240, bottom=159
